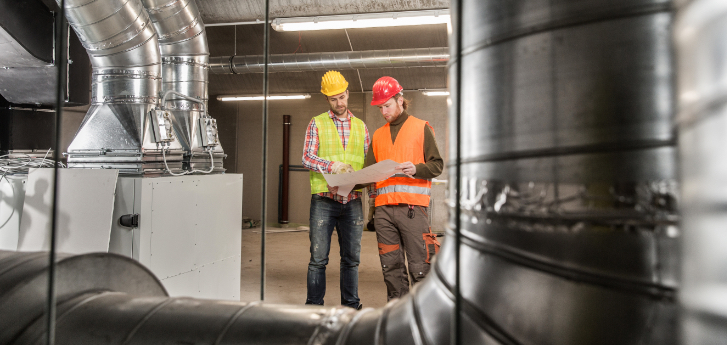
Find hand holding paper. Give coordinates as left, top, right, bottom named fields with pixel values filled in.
left=320, top=159, right=401, bottom=197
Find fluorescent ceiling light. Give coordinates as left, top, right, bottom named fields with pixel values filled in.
left=272, top=10, right=450, bottom=32
left=217, top=94, right=312, bottom=101
left=420, top=90, right=450, bottom=96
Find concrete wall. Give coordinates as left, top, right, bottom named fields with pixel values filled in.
left=211, top=91, right=449, bottom=231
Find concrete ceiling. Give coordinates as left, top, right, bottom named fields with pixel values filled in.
left=202, top=0, right=450, bottom=96
left=198, top=0, right=450, bottom=24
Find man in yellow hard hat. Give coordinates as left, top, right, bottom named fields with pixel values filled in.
left=301, top=70, right=370, bottom=309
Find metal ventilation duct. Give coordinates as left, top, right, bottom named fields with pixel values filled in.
left=444, top=0, right=679, bottom=343
left=675, top=0, right=727, bottom=342
left=208, top=47, right=449, bottom=74
left=63, top=0, right=185, bottom=175
left=142, top=0, right=225, bottom=173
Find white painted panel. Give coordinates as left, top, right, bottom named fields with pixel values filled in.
left=18, top=168, right=119, bottom=254
left=160, top=270, right=199, bottom=297
left=137, top=179, right=153, bottom=265
left=0, top=175, right=26, bottom=250
left=196, top=255, right=241, bottom=301
left=192, top=174, right=243, bottom=266
left=148, top=177, right=200, bottom=279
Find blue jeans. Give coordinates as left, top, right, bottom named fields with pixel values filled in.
left=306, top=194, right=363, bottom=308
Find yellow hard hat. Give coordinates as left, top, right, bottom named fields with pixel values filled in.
left=321, top=71, right=349, bottom=96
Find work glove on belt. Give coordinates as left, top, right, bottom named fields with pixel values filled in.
left=366, top=194, right=376, bottom=231
left=331, top=161, right=354, bottom=174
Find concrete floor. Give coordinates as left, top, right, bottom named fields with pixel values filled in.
left=240, top=227, right=389, bottom=308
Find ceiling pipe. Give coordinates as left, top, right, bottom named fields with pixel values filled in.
left=208, top=47, right=449, bottom=74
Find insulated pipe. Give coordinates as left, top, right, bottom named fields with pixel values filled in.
left=675, top=0, right=727, bottom=342
left=208, top=47, right=449, bottom=74
left=62, top=0, right=161, bottom=105
left=62, top=0, right=186, bottom=176
left=281, top=114, right=291, bottom=225
left=141, top=0, right=223, bottom=167
left=438, top=0, right=679, bottom=344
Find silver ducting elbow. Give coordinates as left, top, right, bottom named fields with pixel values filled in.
left=62, top=0, right=185, bottom=175
left=142, top=0, right=224, bottom=173
left=208, top=47, right=450, bottom=74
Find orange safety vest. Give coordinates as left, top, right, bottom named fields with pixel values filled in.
left=373, top=115, right=432, bottom=207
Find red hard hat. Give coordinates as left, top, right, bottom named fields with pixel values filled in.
left=370, top=76, right=403, bottom=106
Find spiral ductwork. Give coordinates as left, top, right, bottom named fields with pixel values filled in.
left=675, top=0, right=727, bottom=342
left=208, top=47, right=449, bottom=74
left=62, top=0, right=185, bottom=175
left=0, top=250, right=383, bottom=345
left=142, top=0, right=224, bottom=173
left=439, top=0, right=679, bottom=343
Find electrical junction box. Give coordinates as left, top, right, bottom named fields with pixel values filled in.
left=109, top=174, right=243, bottom=301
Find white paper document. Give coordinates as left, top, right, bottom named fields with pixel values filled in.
left=321, top=159, right=402, bottom=196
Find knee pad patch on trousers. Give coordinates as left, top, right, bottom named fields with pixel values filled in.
left=380, top=251, right=404, bottom=272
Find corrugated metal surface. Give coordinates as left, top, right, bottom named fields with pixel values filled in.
left=199, top=0, right=449, bottom=24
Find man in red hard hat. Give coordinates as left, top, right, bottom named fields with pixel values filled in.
left=369, top=76, right=443, bottom=300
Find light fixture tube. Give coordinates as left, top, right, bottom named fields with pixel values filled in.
left=272, top=10, right=450, bottom=32
left=421, top=90, right=450, bottom=96
left=217, top=94, right=312, bottom=101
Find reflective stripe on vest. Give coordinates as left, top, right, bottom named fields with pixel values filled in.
left=377, top=185, right=432, bottom=196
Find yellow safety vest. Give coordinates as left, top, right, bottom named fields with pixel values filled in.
left=309, top=112, right=365, bottom=194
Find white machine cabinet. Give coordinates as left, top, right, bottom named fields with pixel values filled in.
left=109, top=174, right=242, bottom=301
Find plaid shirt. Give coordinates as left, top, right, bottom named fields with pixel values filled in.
left=302, top=110, right=370, bottom=204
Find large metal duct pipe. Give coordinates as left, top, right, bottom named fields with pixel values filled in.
left=0, top=250, right=373, bottom=344
left=208, top=47, right=449, bottom=74
left=675, top=0, right=727, bottom=342
left=441, top=0, right=679, bottom=343
left=141, top=0, right=225, bottom=173
left=62, top=0, right=185, bottom=175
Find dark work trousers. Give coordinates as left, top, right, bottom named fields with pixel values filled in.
left=306, top=195, right=364, bottom=308
left=374, top=204, right=431, bottom=301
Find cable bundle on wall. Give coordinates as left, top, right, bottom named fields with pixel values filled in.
left=0, top=150, right=65, bottom=178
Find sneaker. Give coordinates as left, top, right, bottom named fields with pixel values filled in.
left=356, top=304, right=363, bottom=310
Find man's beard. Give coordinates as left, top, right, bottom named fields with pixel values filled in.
left=332, top=106, right=348, bottom=116
left=385, top=109, right=402, bottom=123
